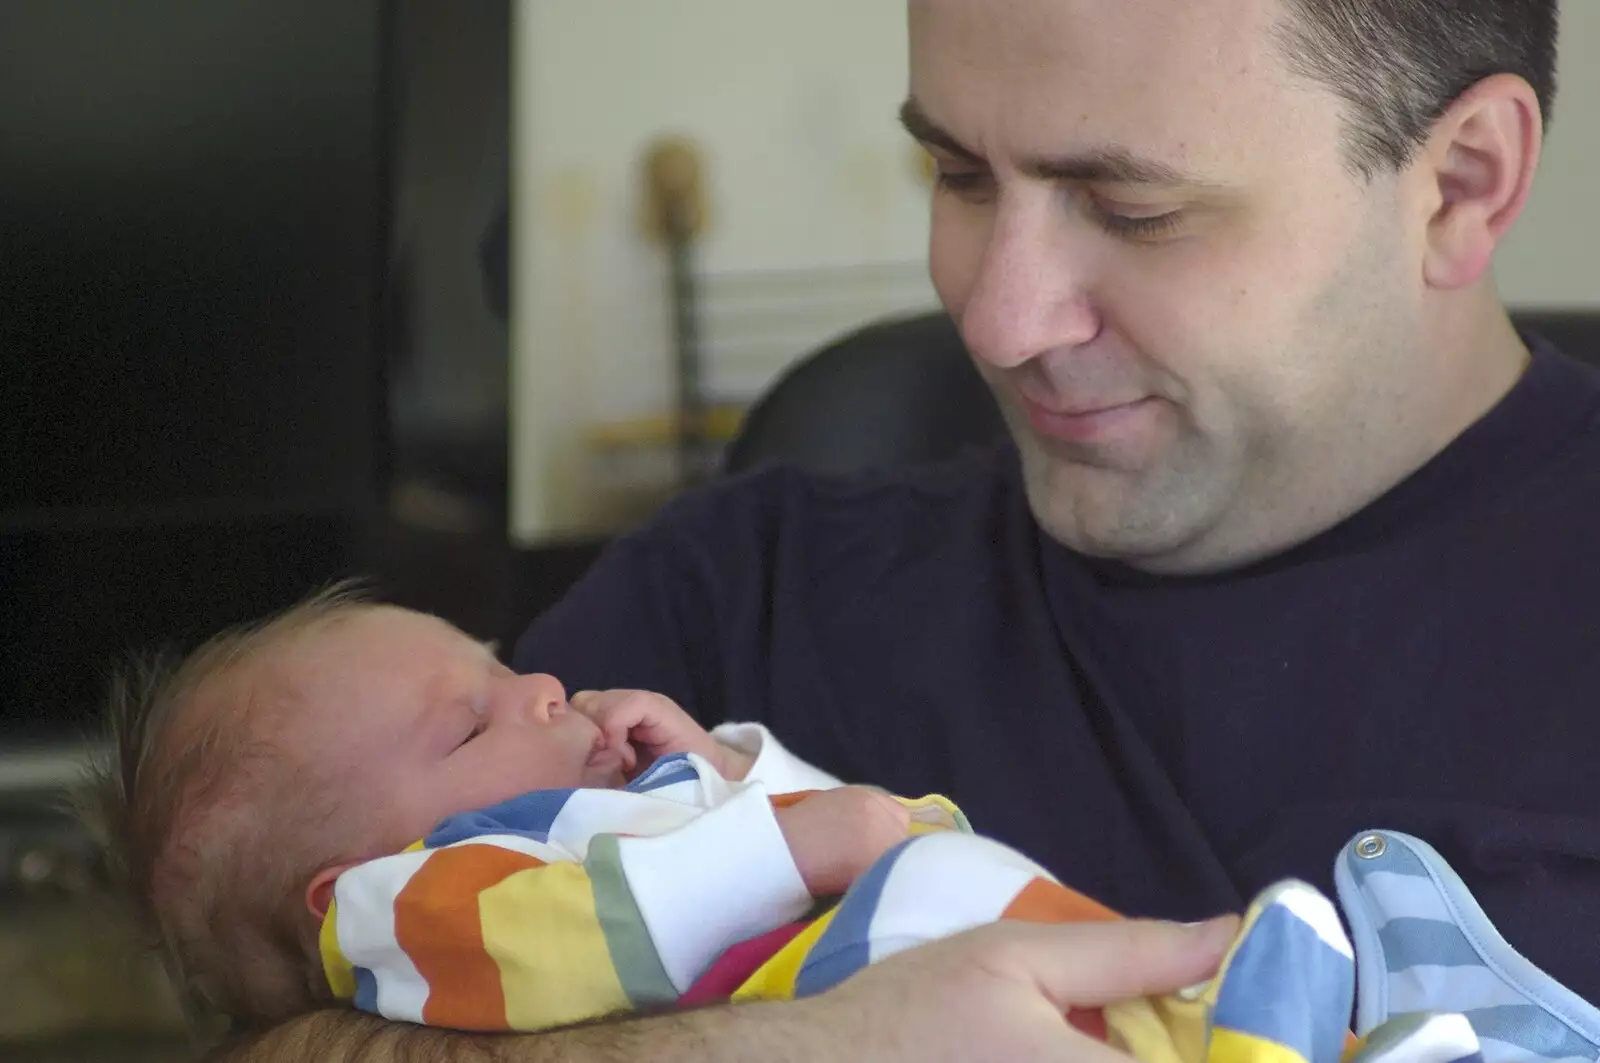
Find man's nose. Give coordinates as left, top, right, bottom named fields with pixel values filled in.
left=485, top=672, right=568, bottom=725
left=957, top=201, right=1102, bottom=371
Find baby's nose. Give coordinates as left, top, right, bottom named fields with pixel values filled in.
left=489, top=672, right=568, bottom=724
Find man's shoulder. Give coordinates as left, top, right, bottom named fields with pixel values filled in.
left=1503, top=338, right=1600, bottom=498
left=509, top=443, right=1037, bottom=697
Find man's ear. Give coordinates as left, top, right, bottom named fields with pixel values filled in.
left=1419, top=73, right=1544, bottom=291
left=306, top=862, right=361, bottom=920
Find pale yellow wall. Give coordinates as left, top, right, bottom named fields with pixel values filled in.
left=1497, top=3, right=1600, bottom=307
left=510, top=1, right=932, bottom=542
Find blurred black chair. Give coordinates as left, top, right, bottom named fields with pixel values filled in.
left=1516, top=312, right=1600, bottom=370
left=723, top=309, right=1600, bottom=476
left=722, top=312, right=1003, bottom=475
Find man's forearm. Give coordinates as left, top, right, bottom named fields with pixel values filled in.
left=206, top=1000, right=841, bottom=1063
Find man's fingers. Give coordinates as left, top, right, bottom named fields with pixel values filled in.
left=978, top=915, right=1240, bottom=1010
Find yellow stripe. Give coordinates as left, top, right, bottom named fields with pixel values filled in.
left=893, top=794, right=968, bottom=834
left=319, top=899, right=357, bottom=1000
left=1105, top=987, right=1215, bottom=1063
left=1106, top=999, right=1186, bottom=1063
left=479, top=863, right=631, bottom=1029
left=1209, top=1027, right=1313, bottom=1063
left=732, top=907, right=841, bottom=1002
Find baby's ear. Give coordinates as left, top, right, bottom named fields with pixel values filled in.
left=306, top=863, right=360, bottom=920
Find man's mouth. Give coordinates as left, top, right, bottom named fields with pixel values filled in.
left=1019, top=393, right=1160, bottom=444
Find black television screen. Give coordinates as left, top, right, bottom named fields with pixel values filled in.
left=0, top=0, right=390, bottom=742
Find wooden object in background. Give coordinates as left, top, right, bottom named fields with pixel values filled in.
left=640, top=135, right=713, bottom=487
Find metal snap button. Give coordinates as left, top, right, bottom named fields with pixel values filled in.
left=1355, top=833, right=1387, bottom=860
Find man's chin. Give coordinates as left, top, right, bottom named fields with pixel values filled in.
left=1027, top=483, right=1186, bottom=564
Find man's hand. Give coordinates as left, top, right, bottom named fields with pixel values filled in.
left=772, top=786, right=910, bottom=896
left=571, top=689, right=754, bottom=781
left=798, top=914, right=1242, bottom=1062
left=206, top=914, right=1239, bottom=1062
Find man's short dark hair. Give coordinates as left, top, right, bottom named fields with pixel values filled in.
left=1278, top=0, right=1560, bottom=177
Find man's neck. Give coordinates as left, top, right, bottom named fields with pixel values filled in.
left=1425, top=290, right=1532, bottom=456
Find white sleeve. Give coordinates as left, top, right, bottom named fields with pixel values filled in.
left=711, top=722, right=846, bottom=793
left=614, top=782, right=813, bottom=991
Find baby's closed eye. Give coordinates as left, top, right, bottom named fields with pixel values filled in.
left=454, top=710, right=487, bottom=750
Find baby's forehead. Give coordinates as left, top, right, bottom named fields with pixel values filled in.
left=254, top=607, right=492, bottom=711
left=301, top=605, right=479, bottom=656
left=182, top=613, right=374, bottom=727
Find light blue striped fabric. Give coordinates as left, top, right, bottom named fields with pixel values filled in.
left=1350, top=1012, right=1486, bottom=1063
left=1334, top=830, right=1600, bottom=1063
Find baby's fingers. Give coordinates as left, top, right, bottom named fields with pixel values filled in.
left=575, top=692, right=645, bottom=753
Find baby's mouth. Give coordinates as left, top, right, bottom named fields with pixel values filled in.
left=586, top=733, right=621, bottom=767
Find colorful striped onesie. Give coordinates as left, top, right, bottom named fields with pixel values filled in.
left=320, top=732, right=1600, bottom=1063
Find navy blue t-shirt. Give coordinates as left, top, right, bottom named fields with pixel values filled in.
left=514, top=334, right=1600, bottom=1000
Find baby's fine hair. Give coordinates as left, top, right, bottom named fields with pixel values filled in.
left=79, top=580, right=380, bottom=1027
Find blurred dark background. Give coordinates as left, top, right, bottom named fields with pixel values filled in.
left=0, top=0, right=583, bottom=751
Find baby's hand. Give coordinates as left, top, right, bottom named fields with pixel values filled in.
left=773, top=786, right=911, bottom=897
left=570, top=689, right=754, bottom=781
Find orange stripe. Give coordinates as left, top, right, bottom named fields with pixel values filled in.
left=393, top=844, right=547, bottom=1030
left=1002, top=878, right=1122, bottom=924
left=769, top=791, right=820, bottom=809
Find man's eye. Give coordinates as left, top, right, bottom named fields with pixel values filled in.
left=1096, top=209, right=1183, bottom=240
left=933, top=169, right=994, bottom=202
left=1085, top=195, right=1185, bottom=242
left=456, top=722, right=485, bottom=750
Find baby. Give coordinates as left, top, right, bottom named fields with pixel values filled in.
left=84, top=583, right=1062, bottom=1029
left=85, top=585, right=1530, bottom=1063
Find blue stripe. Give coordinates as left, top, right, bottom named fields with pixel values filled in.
left=628, top=754, right=699, bottom=793
left=352, top=965, right=379, bottom=1014
left=1212, top=901, right=1354, bottom=1063
left=1378, top=918, right=1483, bottom=970
left=793, top=838, right=913, bottom=998
left=1467, top=1005, right=1599, bottom=1059
left=424, top=788, right=575, bottom=847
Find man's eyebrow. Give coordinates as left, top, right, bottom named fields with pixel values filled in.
left=899, top=97, right=1225, bottom=191
left=899, top=98, right=981, bottom=162
left=1021, top=149, right=1215, bottom=189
